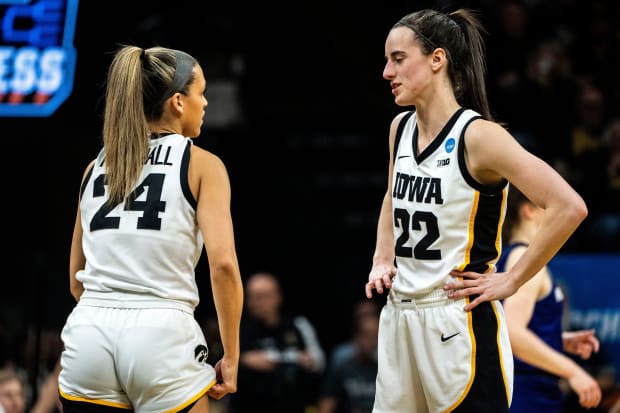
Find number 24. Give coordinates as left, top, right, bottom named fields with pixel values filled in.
left=89, top=173, right=166, bottom=231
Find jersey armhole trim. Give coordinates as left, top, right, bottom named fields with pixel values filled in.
left=457, top=116, right=508, bottom=194
left=393, top=110, right=415, bottom=164
left=180, top=141, right=197, bottom=210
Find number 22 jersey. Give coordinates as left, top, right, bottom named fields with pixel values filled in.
left=391, top=108, right=508, bottom=296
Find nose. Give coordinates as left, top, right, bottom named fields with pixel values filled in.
left=383, top=61, right=394, bottom=80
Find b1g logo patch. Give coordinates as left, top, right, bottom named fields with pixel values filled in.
left=0, top=0, right=79, bottom=117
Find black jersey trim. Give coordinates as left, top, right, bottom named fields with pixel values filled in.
left=414, top=107, right=465, bottom=164
left=465, top=191, right=505, bottom=274
left=457, top=117, right=508, bottom=194
left=451, top=301, right=510, bottom=412
left=180, top=141, right=196, bottom=210
left=393, top=110, right=415, bottom=164
left=150, top=132, right=175, bottom=140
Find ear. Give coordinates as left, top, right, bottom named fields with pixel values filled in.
left=170, top=92, right=184, bottom=115
left=430, top=48, right=447, bottom=72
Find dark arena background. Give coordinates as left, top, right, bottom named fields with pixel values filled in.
left=1, top=0, right=619, bottom=407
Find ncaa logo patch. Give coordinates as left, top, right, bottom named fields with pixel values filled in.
left=445, top=138, right=455, bottom=153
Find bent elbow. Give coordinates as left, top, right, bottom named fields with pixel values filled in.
left=573, top=196, right=588, bottom=224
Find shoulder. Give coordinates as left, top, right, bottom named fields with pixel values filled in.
left=389, top=110, right=414, bottom=134
left=81, top=159, right=96, bottom=183
left=462, top=118, right=524, bottom=184
left=464, top=118, right=513, bottom=144
left=190, top=144, right=229, bottom=177
left=190, top=144, right=224, bottom=166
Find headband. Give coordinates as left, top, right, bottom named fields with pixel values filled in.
left=397, top=21, right=438, bottom=50
left=161, top=50, right=195, bottom=102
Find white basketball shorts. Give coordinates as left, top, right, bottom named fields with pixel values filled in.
left=58, top=303, right=216, bottom=413
left=372, top=288, right=513, bottom=413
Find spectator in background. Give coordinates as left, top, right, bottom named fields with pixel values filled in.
left=497, top=185, right=601, bottom=412
left=583, top=118, right=620, bottom=252
left=0, top=369, right=26, bottom=413
left=317, top=310, right=379, bottom=413
left=571, top=81, right=606, bottom=161
left=328, top=299, right=380, bottom=371
left=29, top=360, right=62, bottom=413
left=229, top=271, right=325, bottom=413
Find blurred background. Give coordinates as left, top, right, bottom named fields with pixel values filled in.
left=1, top=0, right=619, bottom=411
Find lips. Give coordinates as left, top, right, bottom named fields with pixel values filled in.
left=391, top=83, right=400, bottom=95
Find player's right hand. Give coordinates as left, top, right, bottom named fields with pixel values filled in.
left=366, top=263, right=397, bottom=298
left=208, top=358, right=238, bottom=400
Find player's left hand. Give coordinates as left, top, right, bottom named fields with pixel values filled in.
left=563, top=329, right=600, bottom=359
left=443, top=269, right=518, bottom=311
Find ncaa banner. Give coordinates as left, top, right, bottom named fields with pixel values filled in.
left=0, top=0, right=79, bottom=117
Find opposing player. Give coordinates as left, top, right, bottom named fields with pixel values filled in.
left=498, top=186, right=601, bottom=412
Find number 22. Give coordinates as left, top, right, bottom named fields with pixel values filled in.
left=394, top=208, right=441, bottom=260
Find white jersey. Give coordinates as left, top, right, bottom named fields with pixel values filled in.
left=391, top=108, right=508, bottom=295
left=77, top=133, right=203, bottom=312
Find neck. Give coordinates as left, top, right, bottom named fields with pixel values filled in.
left=414, top=89, right=461, bottom=140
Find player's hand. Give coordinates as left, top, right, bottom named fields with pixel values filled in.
left=443, top=269, right=518, bottom=311
left=365, top=263, right=397, bottom=298
left=208, top=357, right=238, bottom=400
left=567, top=367, right=602, bottom=409
left=563, top=329, right=599, bottom=359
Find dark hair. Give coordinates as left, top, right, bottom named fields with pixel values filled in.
left=393, top=8, right=493, bottom=120
left=502, top=185, right=530, bottom=244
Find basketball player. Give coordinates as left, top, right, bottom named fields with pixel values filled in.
left=58, top=45, right=244, bottom=413
left=365, top=8, right=588, bottom=413
left=498, top=186, right=601, bottom=412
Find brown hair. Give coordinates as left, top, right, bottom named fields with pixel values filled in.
left=393, top=8, right=492, bottom=120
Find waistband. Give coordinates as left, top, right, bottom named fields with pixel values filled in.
left=78, top=294, right=195, bottom=314
left=387, top=288, right=464, bottom=309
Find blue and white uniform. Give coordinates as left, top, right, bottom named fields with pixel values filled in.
left=497, top=242, right=565, bottom=413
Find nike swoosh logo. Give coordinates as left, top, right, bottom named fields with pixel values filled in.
left=398, top=155, right=411, bottom=159
left=440, top=332, right=461, bottom=342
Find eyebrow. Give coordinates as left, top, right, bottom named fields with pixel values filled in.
left=386, top=50, right=406, bottom=60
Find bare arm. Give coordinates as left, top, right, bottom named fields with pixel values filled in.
left=68, top=161, right=95, bottom=302
left=366, top=112, right=410, bottom=298
left=29, top=360, right=62, bottom=413
left=503, top=248, right=601, bottom=409
left=192, top=147, right=243, bottom=400
left=445, top=120, right=587, bottom=310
